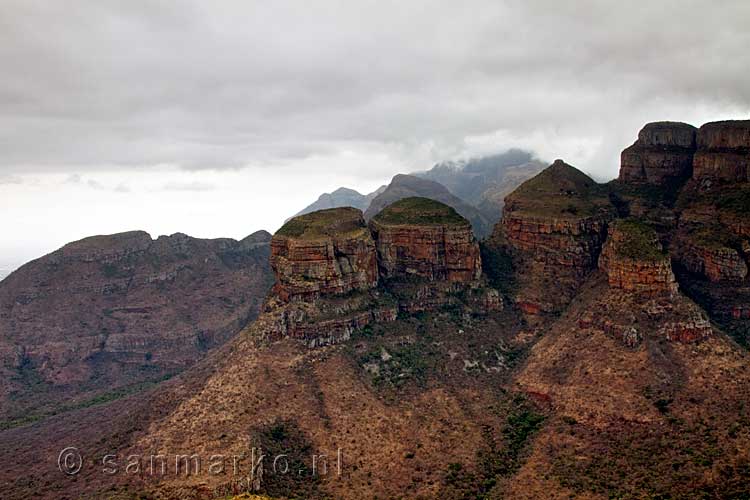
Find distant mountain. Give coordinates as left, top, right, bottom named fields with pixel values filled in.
left=0, top=229, right=274, bottom=427
left=363, top=174, right=494, bottom=237
left=414, top=149, right=546, bottom=224
left=294, top=186, right=387, bottom=217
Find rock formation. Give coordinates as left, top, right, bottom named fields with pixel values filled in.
left=0, top=230, right=274, bottom=423
left=270, top=207, right=378, bottom=302
left=492, top=160, right=614, bottom=313
left=369, top=197, right=481, bottom=283
left=693, top=120, right=750, bottom=182
left=619, top=121, right=697, bottom=184
left=598, top=220, right=678, bottom=297
left=254, top=201, right=498, bottom=347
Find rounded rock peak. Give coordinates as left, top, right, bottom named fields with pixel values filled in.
left=637, top=121, right=697, bottom=148
left=275, top=207, right=368, bottom=240
left=371, top=197, right=468, bottom=227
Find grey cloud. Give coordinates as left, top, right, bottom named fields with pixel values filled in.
left=0, top=1, right=748, bottom=178
left=159, top=181, right=216, bottom=192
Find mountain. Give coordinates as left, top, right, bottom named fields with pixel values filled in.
left=0, top=270, right=10, bottom=281
left=415, top=150, right=546, bottom=223
left=0, top=229, right=274, bottom=428
left=364, top=174, right=495, bottom=237
left=293, top=186, right=387, bottom=217
left=3, top=120, right=750, bottom=499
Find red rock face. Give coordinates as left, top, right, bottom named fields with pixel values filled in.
left=270, top=210, right=378, bottom=302
left=677, top=241, right=748, bottom=282
left=619, top=122, right=697, bottom=184
left=369, top=222, right=481, bottom=283
left=500, top=214, right=609, bottom=313
left=598, top=224, right=678, bottom=297
left=693, top=120, right=750, bottom=182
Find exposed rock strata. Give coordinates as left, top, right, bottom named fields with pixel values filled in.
left=494, top=160, right=614, bottom=313
left=270, top=208, right=378, bottom=302
left=619, top=122, right=697, bottom=184
left=693, top=120, right=750, bottom=182
left=369, top=197, right=481, bottom=283
left=598, top=220, right=678, bottom=297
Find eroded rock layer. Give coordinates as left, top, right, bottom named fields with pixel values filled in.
left=598, top=220, right=678, bottom=297
left=369, top=197, right=481, bottom=283
left=270, top=208, right=378, bottom=301
left=619, top=122, right=697, bottom=184
left=693, top=120, right=750, bottom=182
left=495, top=160, right=614, bottom=313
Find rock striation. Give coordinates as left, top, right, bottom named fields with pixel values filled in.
left=619, top=122, right=697, bottom=185
left=493, top=160, right=614, bottom=313
left=254, top=201, right=499, bottom=348
left=693, top=120, right=750, bottom=182
left=369, top=197, right=481, bottom=283
left=270, top=208, right=378, bottom=302
left=598, top=220, right=678, bottom=297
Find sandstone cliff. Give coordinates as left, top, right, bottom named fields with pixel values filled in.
left=693, top=120, right=750, bottom=182
left=491, top=160, right=614, bottom=313
left=270, top=208, right=378, bottom=302
left=369, top=197, right=481, bottom=283
left=619, top=121, right=697, bottom=184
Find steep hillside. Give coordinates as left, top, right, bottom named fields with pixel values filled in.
left=0, top=230, right=274, bottom=428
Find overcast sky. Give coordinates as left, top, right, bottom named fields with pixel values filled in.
left=1, top=1, right=749, bottom=268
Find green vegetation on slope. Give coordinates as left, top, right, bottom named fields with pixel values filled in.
left=613, top=219, right=667, bottom=262
left=276, top=207, right=367, bottom=239
left=372, top=197, right=467, bottom=226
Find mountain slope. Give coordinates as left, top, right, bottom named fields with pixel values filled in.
left=293, top=186, right=386, bottom=218
left=364, top=174, right=494, bottom=237
left=0, top=230, right=274, bottom=427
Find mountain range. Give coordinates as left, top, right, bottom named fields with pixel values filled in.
left=2, top=121, right=750, bottom=499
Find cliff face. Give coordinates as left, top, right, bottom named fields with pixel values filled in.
left=493, top=160, right=614, bottom=313
left=369, top=197, right=481, bottom=283
left=0, top=230, right=273, bottom=422
left=270, top=208, right=378, bottom=302
left=598, top=220, right=678, bottom=297
left=256, top=201, right=497, bottom=348
left=693, top=120, right=750, bottom=182
left=619, top=122, right=697, bottom=184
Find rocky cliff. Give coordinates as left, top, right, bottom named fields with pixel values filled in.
left=491, top=160, right=614, bottom=313
left=270, top=208, right=378, bottom=302
left=369, top=197, right=481, bottom=283
left=619, top=121, right=697, bottom=184
left=598, top=220, right=678, bottom=297
left=0, top=230, right=274, bottom=424
left=693, top=120, right=750, bottom=182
